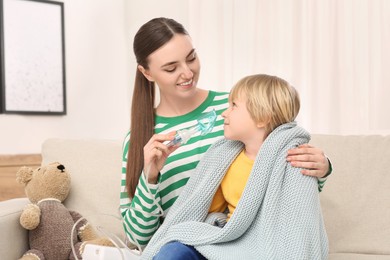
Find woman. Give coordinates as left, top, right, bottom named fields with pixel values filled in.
left=120, top=17, right=331, bottom=251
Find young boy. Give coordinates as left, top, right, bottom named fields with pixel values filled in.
left=141, top=74, right=328, bottom=260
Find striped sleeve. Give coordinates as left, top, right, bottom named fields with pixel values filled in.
left=317, top=177, right=327, bottom=192
left=317, top=157, right=333, bottom=192
left=119, top=133, right=163, bottom=248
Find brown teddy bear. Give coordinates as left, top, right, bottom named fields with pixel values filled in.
left=16, top=162, right=113, bottom=260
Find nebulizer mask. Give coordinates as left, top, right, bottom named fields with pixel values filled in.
left=165, top=109, right=218, bottom=147
left=98, top=109, right=218, bottom=258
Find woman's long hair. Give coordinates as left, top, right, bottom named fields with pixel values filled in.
left=126, top=18, right=188, bottom=198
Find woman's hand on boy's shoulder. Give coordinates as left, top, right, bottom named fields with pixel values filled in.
left=286, top=144, right=330, bottom=178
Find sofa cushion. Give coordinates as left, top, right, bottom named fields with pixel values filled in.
left=41, top=138, right=124, bottom=238
left=0, top=198, right=29, bottom=259
left=329, top=253, right=390, bottom=260
left=311, top=135, right=390, bottom=257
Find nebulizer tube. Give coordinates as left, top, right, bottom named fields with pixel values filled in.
left=120, top=109, right=218, bottom=254
left=71, top=213, right=140, bottom=260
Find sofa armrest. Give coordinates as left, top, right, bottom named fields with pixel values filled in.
left=0, top=198, right=29, bottom=259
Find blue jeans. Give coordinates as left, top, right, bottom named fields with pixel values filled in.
left=153, top=241, right=207, bottom=260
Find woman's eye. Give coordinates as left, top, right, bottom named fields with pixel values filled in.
left=165, top=67, right=176, bottom=73
left=187, top=53, right=197, bottom=62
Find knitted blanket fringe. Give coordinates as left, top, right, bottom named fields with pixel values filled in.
left=141, top=122, right=328, bottom=260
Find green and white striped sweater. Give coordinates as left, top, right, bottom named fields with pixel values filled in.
left=120, top=91, right=229, bottom=248
left=119, top=90, right=328, bottom=249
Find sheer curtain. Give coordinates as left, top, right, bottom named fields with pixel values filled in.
left=188, top=0, right=390, bottom=135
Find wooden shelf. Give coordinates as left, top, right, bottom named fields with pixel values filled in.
left=0, top=154, right=42, bottom=202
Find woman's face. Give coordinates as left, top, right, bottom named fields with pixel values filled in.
left=139, top=34, right=201, bottom=100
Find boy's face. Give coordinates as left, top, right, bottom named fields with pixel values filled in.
left=222, top=94, right=260, bottom=142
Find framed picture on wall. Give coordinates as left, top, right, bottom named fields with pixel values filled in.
left=0, top=0, right=66, bottom=115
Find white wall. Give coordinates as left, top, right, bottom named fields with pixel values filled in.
left=0, top=0, right=194, bottom=154
left=0, top=0, right=131, bottom=154
left=185, top=0, right=390, bottom=136
left=1, top=0, right=388, bottom=153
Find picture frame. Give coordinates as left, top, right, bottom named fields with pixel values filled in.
left=0, top=0, right=66, bottom=115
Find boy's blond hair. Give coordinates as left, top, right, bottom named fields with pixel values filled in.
left=230, top=74, right=300, bottom=135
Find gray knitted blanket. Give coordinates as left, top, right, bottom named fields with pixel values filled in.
left=141, top=122, right=328, bottom=260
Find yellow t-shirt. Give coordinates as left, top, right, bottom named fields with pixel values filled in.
left=209, top=150, right=254, bottom=220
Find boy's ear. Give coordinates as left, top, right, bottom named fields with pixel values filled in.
left=256, top=118, right=270, bottom=129
left=138, top=65, right=154, bottom=82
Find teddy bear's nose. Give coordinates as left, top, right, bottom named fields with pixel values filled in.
left=57, top=164, right=65, bottom=172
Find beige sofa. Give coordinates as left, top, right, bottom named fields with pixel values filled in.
left=1, top=135, right=390, bottom=260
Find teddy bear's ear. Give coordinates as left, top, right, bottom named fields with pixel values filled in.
left=16, top=166, right=34, bottom=185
